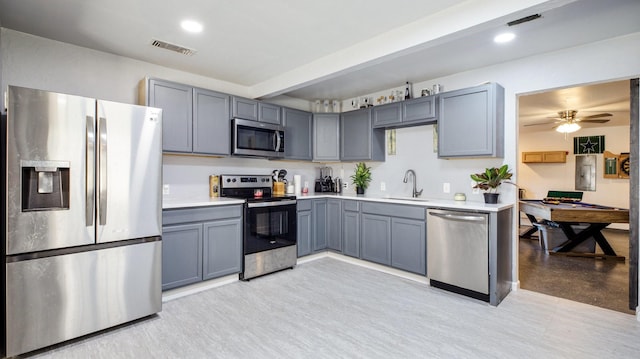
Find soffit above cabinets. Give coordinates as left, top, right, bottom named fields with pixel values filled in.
left=1, top=0, right=639, bottom=101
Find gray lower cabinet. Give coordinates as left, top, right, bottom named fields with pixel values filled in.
left=438, top=82, right=504, bottom=158
left=341, top=108, right=385, bottom=161
left=327, top=199, right=342, bottom=251
left=390, top=217, right=426, bottom=275
left=162, top=205, right=243, bottom=290
left=313, top=114, right=340, bottom=161
left=283, top=107, right=313, bottom=160
left=161, top=223, right=203, bottom=290
left=342, top=208, right=360, bottom=258
left=203, top=219, right=243, bottom=280
left=312, top=199, right=328, bottom=251
left=361, top=213, right=392, bottom=265
left=297, top=199, right=312, bottom=257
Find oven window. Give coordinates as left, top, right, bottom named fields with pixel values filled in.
left=245, top=204, right=296, bottom=254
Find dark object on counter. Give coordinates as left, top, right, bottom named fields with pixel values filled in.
left=483, top=193, right=499, bottom=204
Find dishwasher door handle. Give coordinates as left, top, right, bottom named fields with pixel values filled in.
left=429, top=212, right=486, bottom=222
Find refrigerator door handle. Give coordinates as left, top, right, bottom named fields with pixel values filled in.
left=86, top=115, right=95, bottom=226
left=98, top=116, right=108, bottom=226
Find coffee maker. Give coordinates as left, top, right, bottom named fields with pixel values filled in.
left=315, top=166, right=334, bottom=192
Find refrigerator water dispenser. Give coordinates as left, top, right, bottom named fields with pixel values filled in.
left=21, top=160, right=70, bottom=211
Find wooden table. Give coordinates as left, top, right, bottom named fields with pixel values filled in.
left=519, top=200, right=629, bottom=259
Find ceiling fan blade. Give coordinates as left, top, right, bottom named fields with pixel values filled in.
left=524, top=121, right=559, bottom=127
left=580, top=113, right=612, bottom=119
left=578, top=119, right=610, bottom=124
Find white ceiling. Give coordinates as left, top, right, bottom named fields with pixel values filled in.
left=0, top=0, right=638, bottom=111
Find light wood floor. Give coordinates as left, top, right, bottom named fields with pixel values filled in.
left=25, top=257, right=640, bottom=358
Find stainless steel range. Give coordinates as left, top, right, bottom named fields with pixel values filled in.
left=220, top=175, right=297, bottom=280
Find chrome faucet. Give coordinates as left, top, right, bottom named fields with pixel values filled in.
left=403, top=169, right=423, bottom=198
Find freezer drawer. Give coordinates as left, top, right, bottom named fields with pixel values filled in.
left=427, top=209, right=489, bottom=299
left=5, top=241, right=162, bottom=357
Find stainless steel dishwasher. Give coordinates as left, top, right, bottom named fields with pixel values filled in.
left=427, top=209, right=489, bottom=302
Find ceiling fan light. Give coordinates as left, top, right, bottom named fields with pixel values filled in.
left=556, top=122, right=581, bottom=133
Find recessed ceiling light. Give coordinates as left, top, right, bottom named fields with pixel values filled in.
left=494, top=32, right=515, bottom=44
left=181, top=20, right=203, bottom=33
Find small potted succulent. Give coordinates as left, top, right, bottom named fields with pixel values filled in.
left=351, top=162, right=372, bottom=195
left=470, top=164, right=513, bottom=203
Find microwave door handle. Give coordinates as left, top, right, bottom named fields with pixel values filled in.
left=86, top=115, right=95, bottom=226
left=98, top=116, right=108, bottom=226
left=275, top=130, right=282, bottom=152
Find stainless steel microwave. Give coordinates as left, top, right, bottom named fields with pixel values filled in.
left=232, top=118, right=285, bottom=158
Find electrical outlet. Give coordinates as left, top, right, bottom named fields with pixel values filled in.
left=163, top=184, right=170, bottom=195
left=343, top=182, right=348, bottom=190
left=380, top=182, right=386, bottom=191
left=443, top=182, right=450, bottom=193
left=471, top=181, right=480, bottom=194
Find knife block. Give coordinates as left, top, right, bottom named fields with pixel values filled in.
left=273, top=182, right=285, bottom=195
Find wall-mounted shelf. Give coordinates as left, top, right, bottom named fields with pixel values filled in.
left=522, top=151, right=567, bottom=163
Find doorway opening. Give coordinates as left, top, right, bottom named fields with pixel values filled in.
left=516, top=78, right=636, bottom=314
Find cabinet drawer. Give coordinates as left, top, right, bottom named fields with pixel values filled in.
left=163, top=205, right=243, bottom=225
left=343, top=200, right=360, bottom=212
left=361, top=202, right=425, bottom=220
left=297, top=199, right=312, bottom=211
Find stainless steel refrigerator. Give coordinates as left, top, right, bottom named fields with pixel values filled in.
left=2, top=86, right=163, bottom=357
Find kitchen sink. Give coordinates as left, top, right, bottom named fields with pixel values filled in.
left=387, top=196, right=429, bottom=202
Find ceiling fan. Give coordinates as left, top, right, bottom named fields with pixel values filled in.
left=525, top=110, right=612, bottom=133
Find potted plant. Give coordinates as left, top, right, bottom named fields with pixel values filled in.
left=350, top=162, right=372, bottom=195
left=470, top=164, right=513, bottom=204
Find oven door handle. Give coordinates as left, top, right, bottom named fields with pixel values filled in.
left=247, top=199, right=297, bottom=208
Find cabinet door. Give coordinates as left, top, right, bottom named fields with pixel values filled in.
left=232, top=96, right=258, bottom=121
left=312, top=199, right=327, bottom=251
left=202, top=218, right=243, bottom=280
left=341, top=108, right=385, bottom=161
left=193, top=88, right=230, bottom=155
left=161, top=223, right=202, bottom=290
left=372, top=102, right=402, bottom=128
left=438, top=83, right=504, bottom=158
left=148, top=79, right=193, bottom=153
left=402, top=95, right=437, bottom=125
left=327, top=199, right=342, bottom=251
left=258, top=103, right=281, bottom=124
left=391, top=218, right=426, bottom=275
left=361, top=213, right=391, bottom=265
left=283, top=108, right=313, bottom=160
left=343, top=210, right=360, bottom=258
left=313, top=114, right=340, bottom=161
left=297, top=210, right=312, bottom=257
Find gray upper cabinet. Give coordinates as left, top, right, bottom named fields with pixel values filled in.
left=313, top=114, right=340, bottom=162
left=193, top=88, right=230, bottom=155
left=147, top=79, right=193, bottom=153
left=372, top=96, right=437, bottom=129
left=145, top=78, right=230, bottom=156
left=258, top=102, right=282, bottom=124
left=402, top=95, right=437, bottom=126
left=438, top=82, right=504, bottom=158
left=341, top=108, right=385, bottom=161
left=283, top=107, right=313, bottom=161
left=372, top=102, right=402, bottom=128
left=232, top=96, right=259, bottom=121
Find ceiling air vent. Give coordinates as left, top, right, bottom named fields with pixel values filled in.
left=507, top=14, right=542, bottom=26
left=150, top=39, right=196, bottom=56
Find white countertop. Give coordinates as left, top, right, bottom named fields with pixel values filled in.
left=296, top=193, right=514, bottom=212
left=163, top=195, right=245, bottom=209
left=163, top=192, right=513, bottom=212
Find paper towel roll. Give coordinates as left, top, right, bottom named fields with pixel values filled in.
left=294, top=175, right=302, bottom=195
